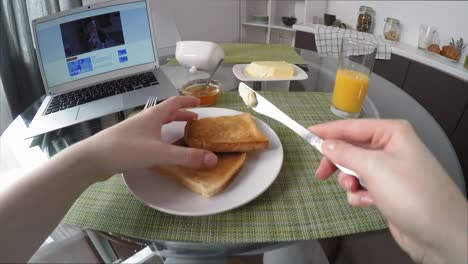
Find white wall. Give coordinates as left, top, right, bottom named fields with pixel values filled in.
left=327, top=1, right=468, bottom=59
left=303, top=0, right=328, bottom=24
left=172, top=0, right=240, bottom=43
left=83, top=0, right=241, bottom=46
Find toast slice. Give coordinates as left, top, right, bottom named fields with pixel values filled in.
left=184, top=113, right=269, bottom=152
left=155, top=147, right=247, bottom=198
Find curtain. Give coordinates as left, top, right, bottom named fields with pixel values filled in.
left=0, top=0, right=83, bottom=121
left=0, top=0, right=85, bottom=244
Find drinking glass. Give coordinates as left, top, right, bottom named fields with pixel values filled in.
left=330, top=38, right=377, bottom=118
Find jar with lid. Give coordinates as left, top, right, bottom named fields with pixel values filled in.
left=383, top=18, right=401, bottom=41
left=356, top=6, right=375, bottom=33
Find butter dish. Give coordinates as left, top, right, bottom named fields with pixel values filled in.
left=232, top=63, right=308, bottom=82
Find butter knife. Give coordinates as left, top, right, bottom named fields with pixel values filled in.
left=238, top=82, right=365, bottom=187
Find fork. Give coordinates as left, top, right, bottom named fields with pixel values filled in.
left=144, top=96, right=158, bottom=109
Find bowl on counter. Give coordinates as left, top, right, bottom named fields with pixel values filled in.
left=180, top=79, right=221, bottom=106
left=281, top=16, right=297, bottom=27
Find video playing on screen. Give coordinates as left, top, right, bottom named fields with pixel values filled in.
left=60, top=12, right=125, bottom=57
left=36, top=1, right=156, bottom=87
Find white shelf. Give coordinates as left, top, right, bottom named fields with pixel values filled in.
left=242, top=22, right=269, bottom=29
left=240, top=0, right=326, bottom=46
left=293, top=23, right=468, bottom=82
left=242, top=22, right=296, bottom=32
left=392, top=42, right=468, bottom=82
left=269, top=24, right=296, bottom=32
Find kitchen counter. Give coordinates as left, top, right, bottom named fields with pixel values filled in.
left=293, top=23, right=468, bottom=82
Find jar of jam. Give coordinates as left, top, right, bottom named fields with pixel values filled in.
left=181, top=79, right=221, bottom=106
left=356, top=6, right=375, bottom=33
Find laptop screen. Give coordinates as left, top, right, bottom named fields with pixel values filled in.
left=35, top=1, right=155, bottom=88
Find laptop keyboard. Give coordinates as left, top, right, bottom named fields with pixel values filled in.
left=44, top=72, right=158, bottom=115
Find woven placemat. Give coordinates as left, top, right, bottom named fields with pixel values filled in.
left=63, top=92, right=386, bottom=242
left=166, top=43, right=305, bottom=65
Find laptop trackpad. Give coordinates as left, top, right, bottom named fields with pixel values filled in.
left=76, top=95, right=124, bottom=121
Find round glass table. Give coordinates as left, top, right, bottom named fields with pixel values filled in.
left=1, top=49, right=465, bottom=262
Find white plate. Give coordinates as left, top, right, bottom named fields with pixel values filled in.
left=123, top=108, right=284, bottom=216
left=232, top=63, right=309, bottom=81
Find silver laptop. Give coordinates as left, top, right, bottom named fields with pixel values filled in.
left=27, top=0, right=178, bottom=138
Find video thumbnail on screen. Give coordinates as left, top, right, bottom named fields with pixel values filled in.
left=60, top=12, right=125, bottom=57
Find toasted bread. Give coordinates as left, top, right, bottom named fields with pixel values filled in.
left=184, top=113, right=269, bottom=152
left=155, top=145, right=247, bottom=198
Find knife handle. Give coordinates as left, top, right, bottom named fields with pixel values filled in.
left=304, top=132, right=366, bottom=188
left=239, top=82, right=366, bottom=188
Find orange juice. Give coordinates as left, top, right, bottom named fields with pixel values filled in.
left=331, top=69, right=369, bottom=113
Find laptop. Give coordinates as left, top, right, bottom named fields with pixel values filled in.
left=27, top=0, right=178, bottom=138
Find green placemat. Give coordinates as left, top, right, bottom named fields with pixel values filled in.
left=166, top=43, right=305, bottom=65
left=63, top=92, right=386, bottom=242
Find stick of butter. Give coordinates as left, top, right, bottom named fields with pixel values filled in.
left=244, top=61, right=294, bottom=79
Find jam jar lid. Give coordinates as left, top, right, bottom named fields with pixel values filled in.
left=359, top=6, right=375, bottom=13
left=385, top=17, right=400, bottom=24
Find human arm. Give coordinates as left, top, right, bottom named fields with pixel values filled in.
left=0, top=96, right=217, bottom=262
left=309, top=119, right=467, bottom=264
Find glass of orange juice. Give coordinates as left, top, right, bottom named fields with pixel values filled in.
left=331, top=38, right=377, bottom=118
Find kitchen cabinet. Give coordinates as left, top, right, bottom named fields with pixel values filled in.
left=295, top=30, right=317, bottom=51
left=373, top=54, right=410, bottom=88
left=451, top=106, right=468, bottom=188
left=293, top=31, right=468, bottom=184
left=240, top=0, right=326, bottom=45
left=293, top=31, right=468, bottom=135
left=294, top=31, right=412, bottom=88
left=402, top=61, right=468, bottom=137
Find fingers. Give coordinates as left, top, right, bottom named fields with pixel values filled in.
left=155, top=143, right=218, bottom=169
left=315, top=156, right=337, bottom=180
left=163, top=110, right=198, bottom=124
left=156, top=96, right=200, bottom=114
left=334, top=172, right=373, bottom=207
left=321, top=139, right=379, bottom=181
left=309, top=119, right=410, bottom=148
left=337, top=173, right=360, bottom=192
left=346, top=189, right=373, bottom=207
left=336, top=172, right=373, bottom=207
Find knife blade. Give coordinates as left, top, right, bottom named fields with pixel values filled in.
left=238, top=82, right=365, bottom=187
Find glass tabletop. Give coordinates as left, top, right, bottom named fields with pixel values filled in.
left=0, top=50, right=377, bottom=162
left=0, top=49, right=464, bottom=258
left=1, top=49, right=463, bottom=189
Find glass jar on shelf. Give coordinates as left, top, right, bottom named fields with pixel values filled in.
left=356, top=6, right=375, bottom=33
left=383, top=18, right=401, bottom=41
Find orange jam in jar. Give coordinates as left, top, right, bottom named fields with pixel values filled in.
left=181, top=79, right=221, bottom=106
